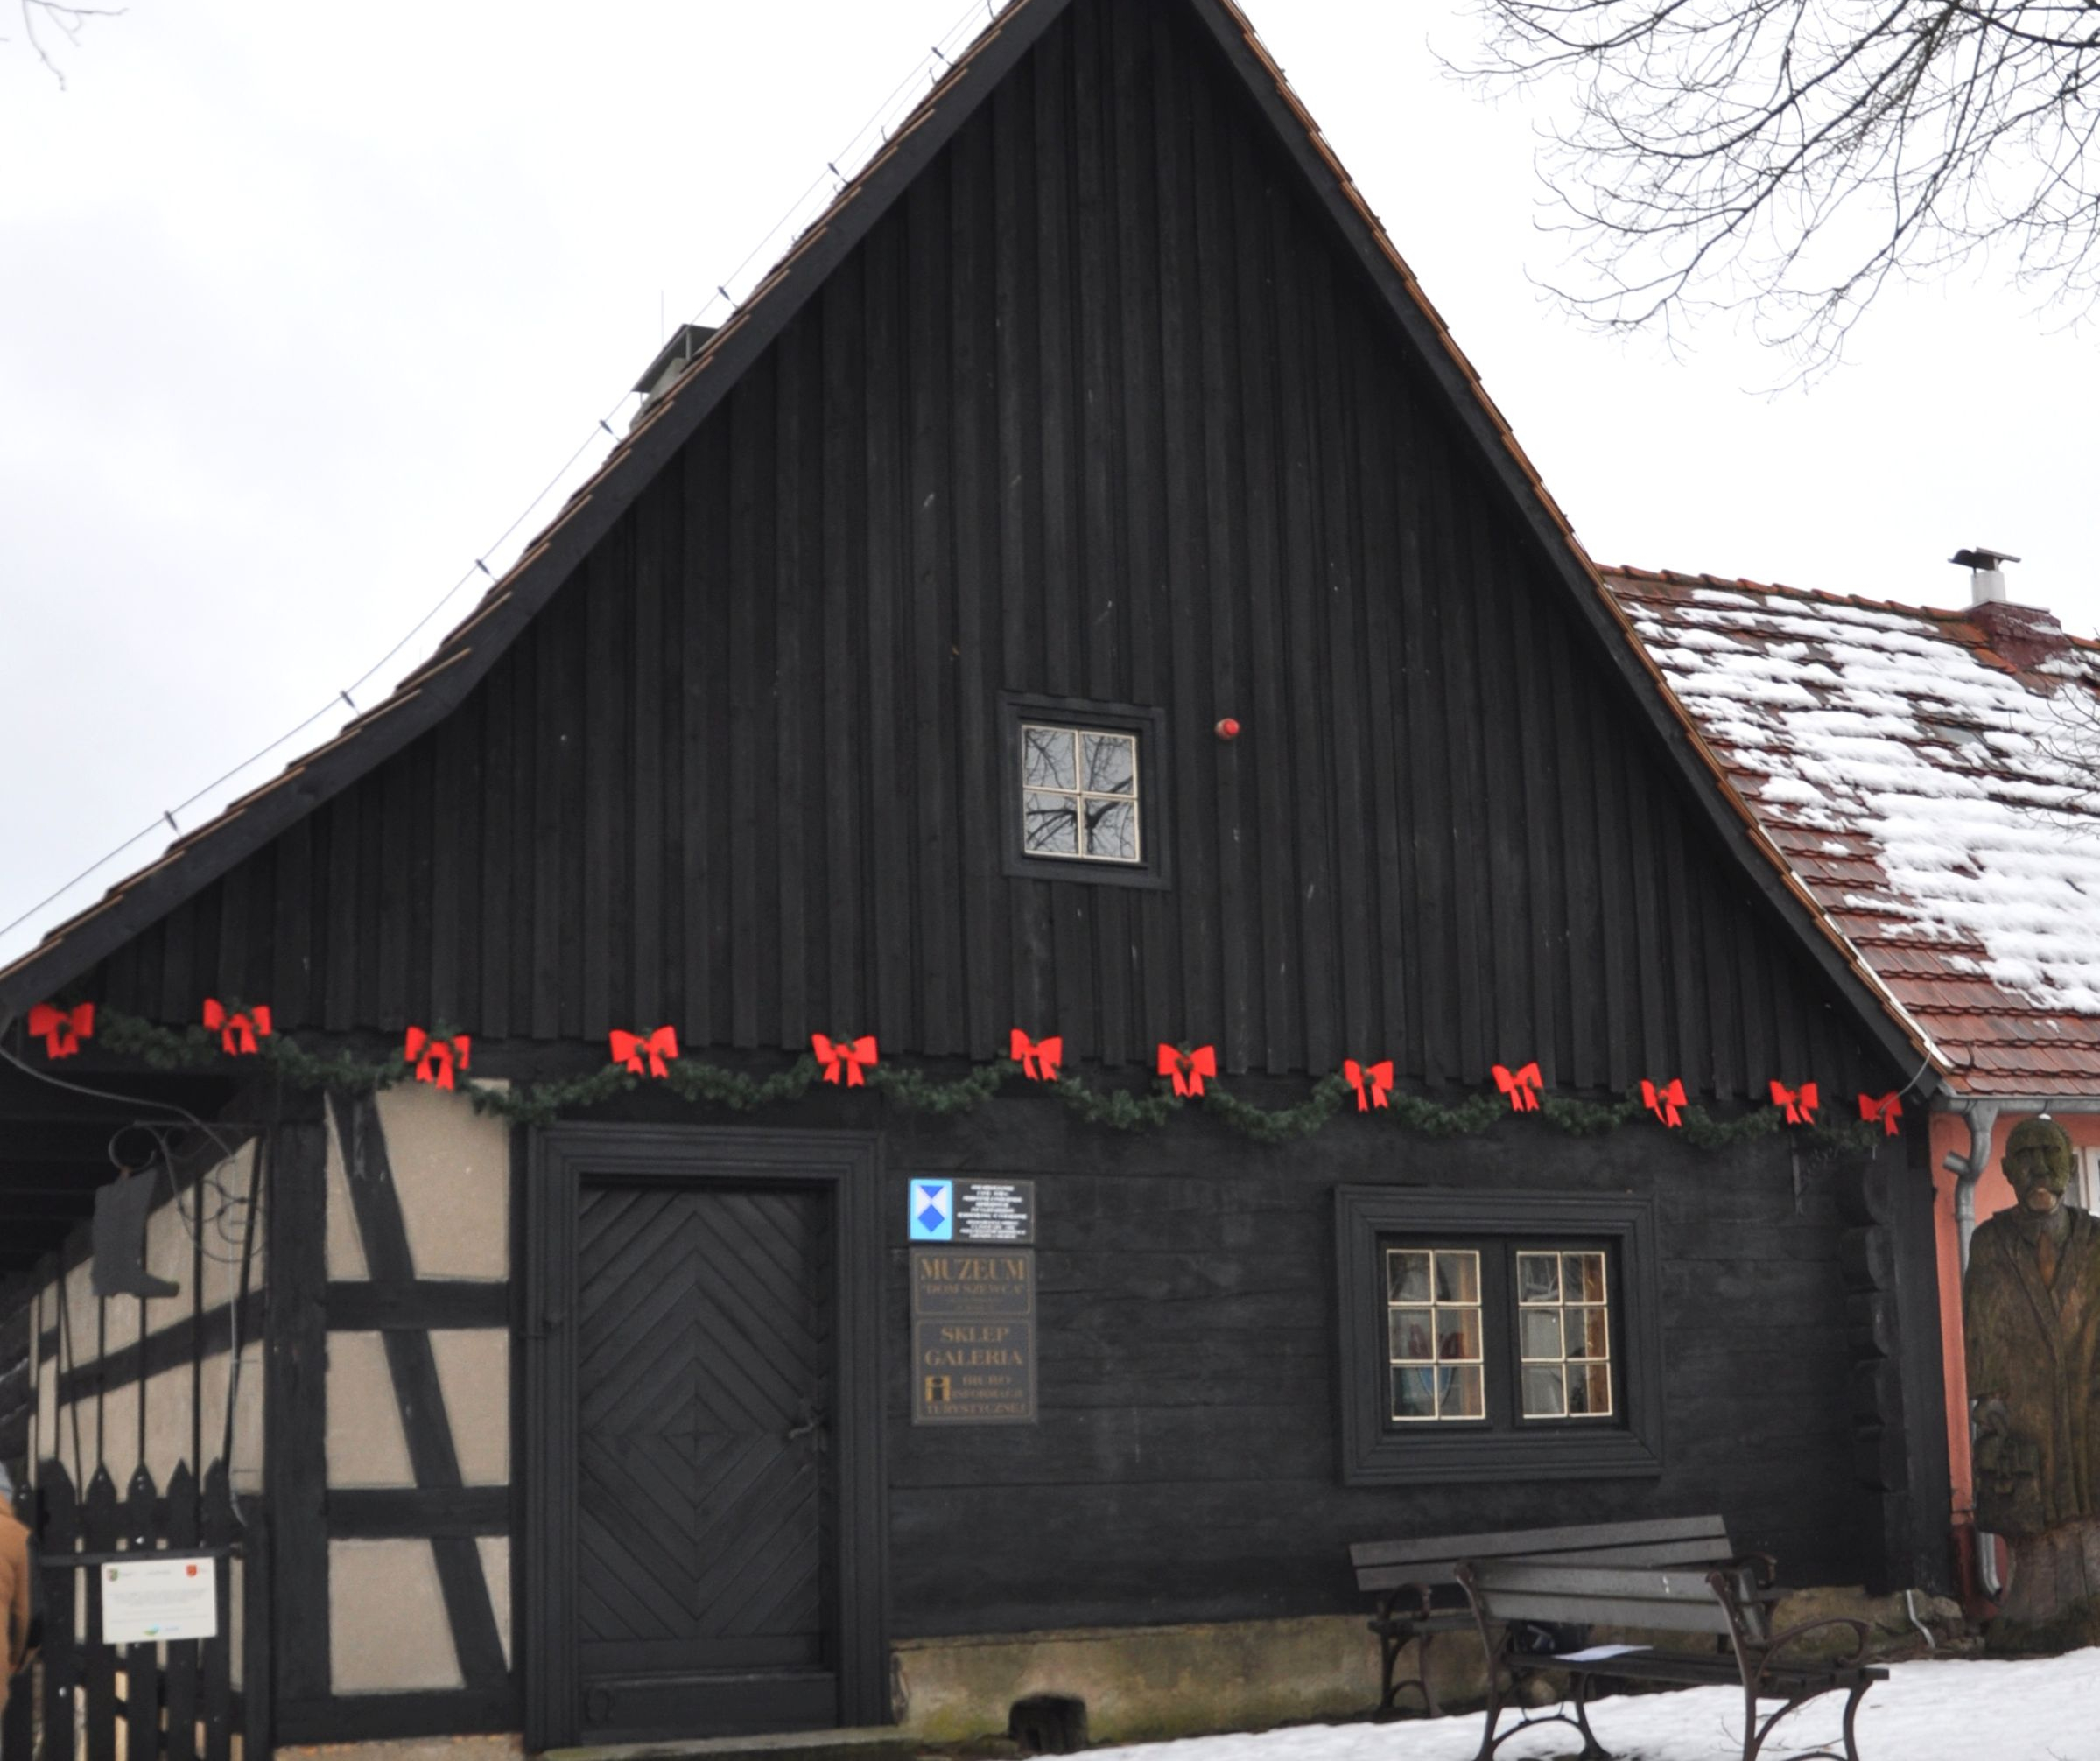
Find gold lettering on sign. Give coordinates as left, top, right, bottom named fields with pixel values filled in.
left=909, top=1245, right=1038, bottom=1424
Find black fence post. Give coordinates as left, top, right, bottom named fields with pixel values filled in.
left=163, top=1463, right=200, bottom=1761
left=39, top=1463, right=79, bottom=1761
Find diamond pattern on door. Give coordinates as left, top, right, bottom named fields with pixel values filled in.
left=575, top=1182, right=831, bottom=1701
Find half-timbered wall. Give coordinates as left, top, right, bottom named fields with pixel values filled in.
left=28, top=1147, right=265, bottom=1498
left=83, top=0, right=1889, bottom=1107
left=272, top=1085, right=516, bottom=1739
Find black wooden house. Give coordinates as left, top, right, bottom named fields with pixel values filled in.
left=0, top=0, right=1954, bottom=1751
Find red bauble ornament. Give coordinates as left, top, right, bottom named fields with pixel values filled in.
left=1215, top=718, right=1241, bottom=740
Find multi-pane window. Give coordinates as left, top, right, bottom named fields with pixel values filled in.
left=1337, top=1188, right=1659, bottom=1484
left=1517, top=1251, right=1613, bottom=1419
left=1380, top=1243, right=1613, bottom=1427
left=1386, top=1249, right=1483, bottom=1421
left=1021, top=724, right=1141, bottom=863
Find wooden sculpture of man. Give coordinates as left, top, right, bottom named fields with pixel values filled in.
left=1965, top=1115, right=2100, bottom=1647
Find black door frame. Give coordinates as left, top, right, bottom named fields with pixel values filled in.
left=523, top=1125, right=888, bottom=1750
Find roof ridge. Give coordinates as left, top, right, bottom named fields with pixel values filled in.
left=1605, top=563, right=2100, bottom=654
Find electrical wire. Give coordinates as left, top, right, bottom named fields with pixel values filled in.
left=1, top=0, right=1018, bottom=959
left=0, top=1039, right=256, bottom=1261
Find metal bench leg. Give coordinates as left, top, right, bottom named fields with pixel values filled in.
left=1472, top=1658, right=1505, bottom=1761
left=1841, top=1679, right=1867, bottom=1761
left=1570, top=1672, right=1611, bottom=1761
left=1374, top=1623, right=1401, bottom=1718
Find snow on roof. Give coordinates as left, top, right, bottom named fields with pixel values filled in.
left=1607, top=567, right=2100, bottom=1098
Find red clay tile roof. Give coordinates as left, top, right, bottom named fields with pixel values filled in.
left=1607, top=566, right=2100, bottom=1098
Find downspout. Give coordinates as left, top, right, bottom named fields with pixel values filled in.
left=1942, top=1098, right=2002, bottom=1597
left=1945, top=1099, right=2000, bottom=1274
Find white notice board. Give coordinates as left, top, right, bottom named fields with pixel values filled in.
left=101, top=1556, right=219, bottom=1645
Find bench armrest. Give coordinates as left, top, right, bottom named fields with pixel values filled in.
left=1755, top=1614, right=1871, bottom=1679
left=1731, top=1551, right=1778, bottom=1589
left=1373, top=1582, right=1439, bottom=1623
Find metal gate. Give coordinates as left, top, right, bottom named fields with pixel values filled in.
left=2, top=1460, right=257, bottom=1761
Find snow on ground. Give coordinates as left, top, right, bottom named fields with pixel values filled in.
left=1088, top=1649, right=2100, bottom=1761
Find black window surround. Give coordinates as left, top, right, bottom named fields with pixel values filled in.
left=1333, top=1186, right=1665, bottom=1484
left=1000, top=691, right=1171, bottom=889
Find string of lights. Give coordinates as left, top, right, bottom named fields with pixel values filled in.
left=0, top=0, right=1019, bottom=955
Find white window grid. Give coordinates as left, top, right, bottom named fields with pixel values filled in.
left=1516, top=1250, right=1613, bottom=1420
left=1020, top=723, right=1141, bottom=864
left=1386, top=1247, right=1483, bottom=1422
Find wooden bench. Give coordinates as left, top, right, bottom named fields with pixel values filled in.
left=1352, top=1517, right=1886, bottom=1761
left=1351, top=1515, right=1743, bottom=1718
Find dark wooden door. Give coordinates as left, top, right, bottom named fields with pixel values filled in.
left=572, top=1181, right=836, bottom=1740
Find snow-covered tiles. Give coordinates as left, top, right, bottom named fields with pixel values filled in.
left=1608, top=569, right=2100, bottom=1097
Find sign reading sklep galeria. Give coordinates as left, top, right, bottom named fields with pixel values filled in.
left=910, top=1245, right=1036, bottom=1424
left=101, top=1555, right=219, bottom=1645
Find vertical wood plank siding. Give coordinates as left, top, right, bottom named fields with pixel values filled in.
left=90, top=0, right=1881, bottom=1098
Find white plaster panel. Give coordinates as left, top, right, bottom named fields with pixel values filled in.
left=195, top=1140, right=265, bottom=1310
left=228, top=1556, right=244, bottom=1690
left=477, top=1536, right=512, bottom=1669
left=49, top=1397, right=105, bottom=1484
left=200, top=1341, right=267, bottom=1492
left=430, top=1330, right=509, bottom=1486
left=376, top=1084, right=509, bottom=1280
left=326, top=1106, right=371, bottom=1281
left=142, top=1193, right=193, bottom=1334
left=328, top=1540, right=466, bottom=1694
left=36, top=1350, right=54, bottom=1464
left=141, top=1363, right=197, bottom=1485
left=95, top=1379, right=142, bottom=1483
left=326, top=1332, right=414, bottom=1488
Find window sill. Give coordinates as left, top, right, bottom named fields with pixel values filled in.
left=1345, top=1425, right=1664, bottom=1486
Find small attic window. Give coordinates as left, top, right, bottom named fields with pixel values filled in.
left=1001, top=694, right=1169, bottom=889
left=1022, top=725, right=1140, bottom=861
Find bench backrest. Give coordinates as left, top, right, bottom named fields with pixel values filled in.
left=1464, top=1558, right=1755, bottom=1638
left=1351, top=1515, right=1734, bottom=1596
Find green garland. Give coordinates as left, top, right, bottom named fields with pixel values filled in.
left=71, top=1006, right=1881, bottom=1153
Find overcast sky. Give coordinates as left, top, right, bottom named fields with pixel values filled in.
left=5, top=0, right=2096, bottom=972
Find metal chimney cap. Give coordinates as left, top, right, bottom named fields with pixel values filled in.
left=1951, top=546, right=2022, bottom=571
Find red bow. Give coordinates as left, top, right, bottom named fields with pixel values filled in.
left=27, top=1000, right=95, bottom=1059
left=1344, top=1058, right=1393, bottom=1112
left=609, top=1026, right=680, bottom=1077
left=1009, top=1029, right=1063, bottom=1083
left=1157, top=1042, right=1218, bottom=1098
left=1642, top=1078, right=1687, bottom=1127
left=404, top=1028, right=473, bottom=1091
left=1858, top=1091, right=1904, bottom=1136
left=202, top=999, right=273, bottom=1056
left=813, top=1034, right=879, bottom=1085
left=1769, top=1080, right=1819, bottom=1125
left=1492, top=1062, right=1542, bottom=1113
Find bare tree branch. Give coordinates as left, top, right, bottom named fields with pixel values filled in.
left=1458, top=2, right=2100, bottom=375
left=4, top=0, right=123, bottom=88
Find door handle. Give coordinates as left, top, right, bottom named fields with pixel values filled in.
left=785, top=1400, right=823, bottom=1443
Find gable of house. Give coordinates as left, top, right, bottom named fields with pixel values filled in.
left=3, top=0, right=1916, bottom=1105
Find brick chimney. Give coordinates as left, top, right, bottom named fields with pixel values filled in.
left=1952, top=547, right=2070, bottom=670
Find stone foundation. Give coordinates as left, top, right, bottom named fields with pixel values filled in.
left=891, top=1614, right=1387, bottom=1745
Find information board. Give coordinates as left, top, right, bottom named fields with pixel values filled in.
left=101, top=1555, right=219, bottom=1645
left=910, top=1245, right=1036, bottom=1424
left=906, top=1178, right=1036, bottom=1244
